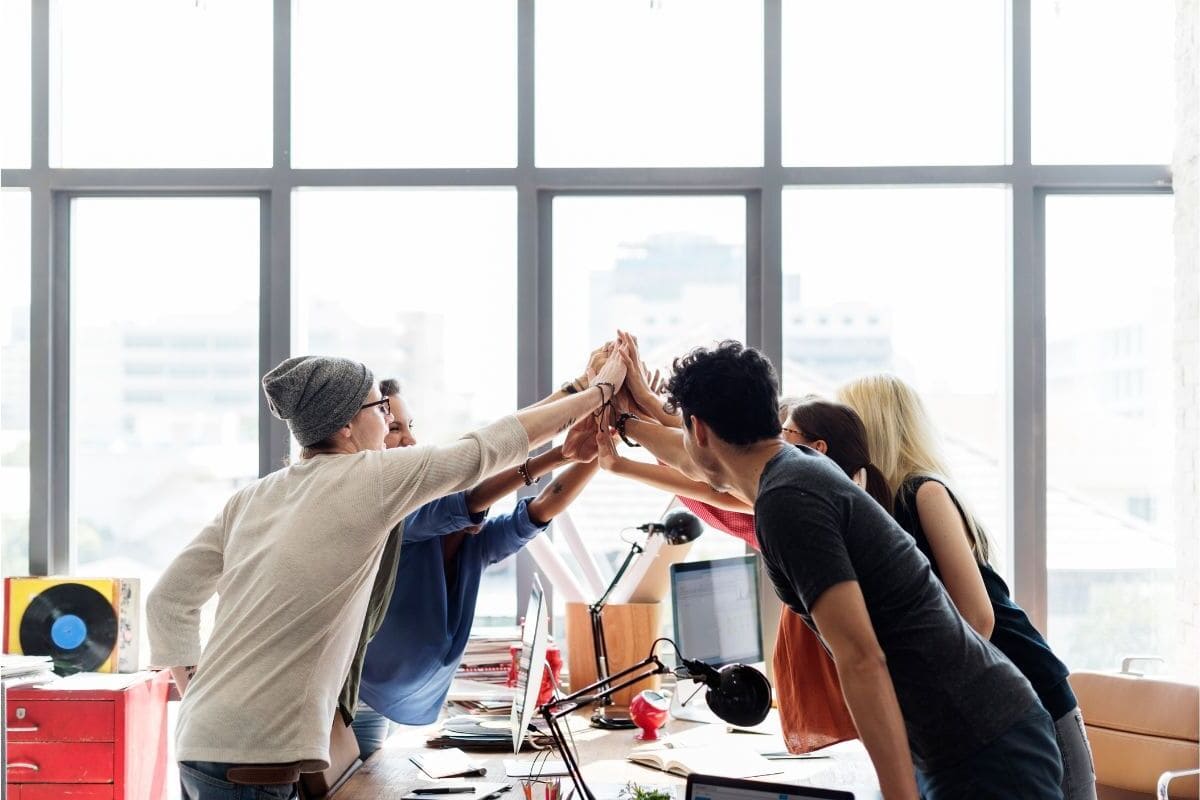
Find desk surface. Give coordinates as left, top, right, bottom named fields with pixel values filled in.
left=338, top=716, right=881, bottom=800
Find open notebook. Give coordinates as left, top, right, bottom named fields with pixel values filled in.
left=627, top=743, right=782, bottom=779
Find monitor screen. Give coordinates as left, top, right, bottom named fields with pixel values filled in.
left=670, top=555, right=763, bottom=666
left=687, top=773, right=854, bottom=800
left=510, top=574, right=549, bottom=753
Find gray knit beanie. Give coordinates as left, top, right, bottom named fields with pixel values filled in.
left=262, top=356, right=375, bottom=447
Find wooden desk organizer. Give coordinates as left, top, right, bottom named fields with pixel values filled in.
left=564, top=601, right=661, bottom=708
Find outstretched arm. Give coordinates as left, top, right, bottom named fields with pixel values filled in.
left=596, top=430, right=751, bottom=512
left=466, top=445, right=574, bottom=514
left=621, top=416, right=707, bottom=482
left=526, top=460, right=600, bottom=526
left=514, top=346, right=626, bottom=446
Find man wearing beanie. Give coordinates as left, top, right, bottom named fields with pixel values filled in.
left=147, top=350, right=628, bottom=800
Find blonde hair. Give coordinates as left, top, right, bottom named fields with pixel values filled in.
left=837, top=374, right=993, bottom=564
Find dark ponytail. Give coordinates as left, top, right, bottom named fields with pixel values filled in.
left=789, top=396, right=894, bottom=515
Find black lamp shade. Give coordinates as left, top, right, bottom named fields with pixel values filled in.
left=702, top=663, right=773, bottom=728
left=660, top=510, right=704, bottom=545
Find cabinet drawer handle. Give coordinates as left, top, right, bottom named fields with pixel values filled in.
left=7, top=762, right=39, bottom=771
left=8, top=724, right=40, bottom=732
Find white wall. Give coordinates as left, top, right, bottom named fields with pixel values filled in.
left=1173, top=0, right=1199, bottom=681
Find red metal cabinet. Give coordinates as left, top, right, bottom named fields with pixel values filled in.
left=6, top=671, right=169, bottom=800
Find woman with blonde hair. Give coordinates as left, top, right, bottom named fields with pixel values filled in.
left=839, top=373, right=1095, bottom=800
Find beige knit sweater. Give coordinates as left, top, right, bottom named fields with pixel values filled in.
left=147, top=416, right=529, bottom=769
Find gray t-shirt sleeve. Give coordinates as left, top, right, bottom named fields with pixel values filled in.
left=755, top=485, right=857, bottom=614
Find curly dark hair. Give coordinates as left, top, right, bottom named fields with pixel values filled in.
left=379, top=378, right=402, bottom=397
left=664, top=340, right=781, bottom=446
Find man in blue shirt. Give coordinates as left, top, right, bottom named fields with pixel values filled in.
left=351, top=378, right=601, bottom=756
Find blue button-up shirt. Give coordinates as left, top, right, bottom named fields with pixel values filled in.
left=358, top=491, right=546, bottom=724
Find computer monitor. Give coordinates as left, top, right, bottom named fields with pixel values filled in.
left=670, top=555, right=763, bottom=667
left=687, top=773, right=854, bottom=800
left=510, top=574, right=550, bottom=753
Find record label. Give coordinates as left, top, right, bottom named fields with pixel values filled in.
left=19, top=583, right=118, bottom=673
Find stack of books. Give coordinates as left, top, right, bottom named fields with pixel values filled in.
left=456, top=626, right=520, bottom=685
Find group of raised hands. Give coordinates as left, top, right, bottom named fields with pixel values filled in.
left=561, top=330, right=679, bottom=465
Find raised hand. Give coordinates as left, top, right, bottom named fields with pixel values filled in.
left=595, top=427, right=621, bottom=472
left=589, top=341, right=628, bottom=400
left=585, top=341, right=613, bottom=377
left=648, top=368, right=664, bottom=396
left=562, top=415, right=600, bottom=463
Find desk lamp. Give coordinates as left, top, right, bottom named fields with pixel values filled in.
left=589, top=510, right=702, bottom=729
left=539, top=640, right=771, bottom=800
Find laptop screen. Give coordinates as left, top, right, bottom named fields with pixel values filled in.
left=687, top=774, right=854, bottom=800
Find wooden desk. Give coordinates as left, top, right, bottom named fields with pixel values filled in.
left=338, top=717, right=881, bottom=800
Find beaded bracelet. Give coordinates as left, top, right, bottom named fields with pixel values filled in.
left=615, top=412, right=641, bottom=448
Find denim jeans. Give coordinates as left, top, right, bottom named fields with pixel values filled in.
left=179, top=761, right=296, bottom=800
left=350, top=702, right=396, bottom=760
left=1054, top=706, right=1098, bottom=800
left=915, top=703, right=1064, bottom=800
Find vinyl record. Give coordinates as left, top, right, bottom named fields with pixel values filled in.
left=18, top=583, right=118, bottom=673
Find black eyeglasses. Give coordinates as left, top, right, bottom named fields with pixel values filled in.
left=361, top=398, right=393, bottom=418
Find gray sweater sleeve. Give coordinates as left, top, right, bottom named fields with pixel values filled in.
left=375, top=415, right=530, bottom=532
left=146, top=507, right=226, bottom=667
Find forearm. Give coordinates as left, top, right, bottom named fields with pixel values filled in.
left=530, top=389, right=569, bottom=408
left=623, top=418, right=705, bottom=481
left=466, top=446, right=569, bottom=513
left=835, top=658, right=920, bottom=800
left=612, top=458, right=750, bottom=512
left=527, top=460, right=600, bottom=523
left=514, top=387, right=608, bottom=449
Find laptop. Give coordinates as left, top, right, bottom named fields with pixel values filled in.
left=686, top=773, right=854, bottom=800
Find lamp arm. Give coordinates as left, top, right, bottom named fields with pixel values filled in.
left=540, top=654, right=670, bottom=800
left=592, top=541, right=644, bottom=612
left=544, top=654, right=670, bottom=716
left=541, top=709, right=594, bottom=800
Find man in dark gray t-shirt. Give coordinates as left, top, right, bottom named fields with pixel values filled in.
left=662, top=341, right=1063, bottom=800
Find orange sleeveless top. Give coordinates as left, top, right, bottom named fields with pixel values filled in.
left=675, top=497, right=858, bottom=752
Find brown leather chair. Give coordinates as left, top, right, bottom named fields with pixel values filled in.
left=1069, top=665, right=1200, bottom=800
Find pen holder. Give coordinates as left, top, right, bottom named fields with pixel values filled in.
left=564, top=601, right=661, bottom=708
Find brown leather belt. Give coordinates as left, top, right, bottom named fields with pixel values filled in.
left=226, top=764, right=303, bottom=785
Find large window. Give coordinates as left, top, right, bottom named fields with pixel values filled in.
left=293, top=188, right=520, bottom=621
left=1045, top=194, right=1185, bottom=674
left=70, top=198, right=260, bottom=598
left=292, top=0, right=517, bottom=168
left=782, top=2, right=1006, bottom=166
left=1, top=190, right=30, bottom=576
left=781, top=187, right=1009, bottom=573
left=1, top=0, right=29, bottom=168
left=2, top=4, right=1186, bottom=655
left=51, top=0, right=272, bottom=167
left=537, top=1, right=762, bottom=167
left=1032, top=0, right=1174, bottom=165
left=551, top=195, right=750, bottom=573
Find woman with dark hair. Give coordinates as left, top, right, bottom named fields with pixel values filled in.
left=784, top=396, right=893, bottom=515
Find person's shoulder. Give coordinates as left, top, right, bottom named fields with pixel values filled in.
left=755, top=483, right=820, bottom=518
left=761, top=444, right=818, bottom=482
